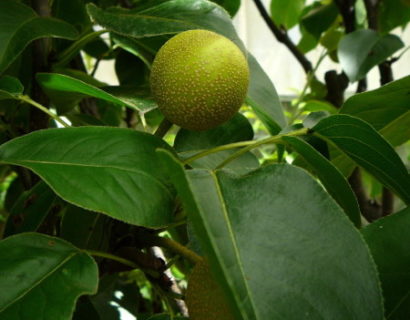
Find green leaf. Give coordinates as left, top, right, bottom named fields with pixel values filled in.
left=212, top=0, right=241, bottom=17
left=103, top=86, right=157, bottom=113
left=302, top=2, right=338, bottom=37
left=270, top=0, right=305, bottom=29
left=379, top=0, right=410, bottom=33
left=4, top=181, right=57, bottom=237
left=379, top=111, right=410, bottom=147
left=0, top=232, right=98, bottom=319
left=60, top=205, right=108, bottom=251
left=297, top=23, right=320, bottom=53
left=338, top=30, right=404, bottom=82
left=52, top=0, right=91, bottom=32
left=0, top=76, right=23, bottom=100
left=313, top=115, right=410, bottom=204
left=175, top=113, right=259, bottom=173
left=328, top=145, right=356, bottom=177
left=159, top=150, right=384, bottom=320
left=0, top=127, right=176, bottom=228
left=320, top=23, right=343, bottom=52
left=247, top=54, right=286, bottom=134
left=283, top=136, right=361, bottom=227
left=362, top=207, right=410, bottom=319
left=341, top=75, right=410, bottom=146
left=83, top=37, right=112, bottom=60
left=115, top=49, right=149, bottom=86
left=302, top=100, right=337, bottom=114
left=112, top=33, right=155, bottom=68
left=36, top=73, right=142, bottom=111
left=87, top=0, right=286, bottom=133
left=0, top=76, right=23, bottom=95
left=87, top=1, right=241, bottom=44
left=0, top=0, right=78, bottom=73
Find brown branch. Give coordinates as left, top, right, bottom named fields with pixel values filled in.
left=334, top=0, right=357, bottom=33
left=252, top=0, right=312, bottom=73
left=324, top=71, right=349, bottom=108
left=356, top=78, right=368, bottom=93
left=363, top=0, right=380, bottom=30
left=348, top=168, right=382, bottom=222
left=382, top=188, right=394, bottom=217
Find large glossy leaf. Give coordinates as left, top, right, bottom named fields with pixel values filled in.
left=159, top=150, right=383, bottom=320
left=4, top=181, right=57, bottom=237
left=0, top=76, right=23, bottom=100
left=297, top=1, right=338, bottom=53
left=175, top=113, right=259, bottom=173
left=283, top=136, right=361, bottom=227
left=0, top=232, right=98, bottom=319
left=313, top=115, right=410, bottom=204
left=112, top=33, right=155, bottom=68
left=301, top=2, right=338, bottom=38
left=362, top=207, right=410, bottom=319
left=87, top=0, right=286, bottom=133
left=0, top=0, right=78, bottom=73
left=247, top=54, right=286, bottom=134
left=212, top=0, right=241, bottom=17
left=0, top=127, right=175, bottom=228
left=60, top=205, right=108, bottom=251
left=36, top=73, right=143, bottom=111
left=378, top=0, right=410, bottom=33
left=52, top=0, right=91, bottom=32
left=87, top=1, right=242, bottom=46
left=270, top=0, right=305, bottom=29
left=338, top=30, right=404, bottom=82
left=341, top=75, right=410, bottom=146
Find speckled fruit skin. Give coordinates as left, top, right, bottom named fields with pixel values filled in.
left=186, top=260, right=235, bottom=320
left=150, top=29, right=249, bottom=131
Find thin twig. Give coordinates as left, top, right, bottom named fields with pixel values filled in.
left=363, top=0, right=380, bottom=30
left=252, top=0, right=312, bottom=73
left=19, top=95, right=70, bottom=128
left=86, top=249, right=139, bottom=268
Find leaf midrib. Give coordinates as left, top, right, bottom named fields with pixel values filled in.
left=5, top=159, right=174, bottom=199
left=210, top=171, right=260, bottom=320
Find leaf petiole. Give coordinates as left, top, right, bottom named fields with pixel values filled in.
left=19, top=95, right=70, bottom=128
left=183, top=128, right=308, bottom=168
left=85, top=249, right=138, bottom=268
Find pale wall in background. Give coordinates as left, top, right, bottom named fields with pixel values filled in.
left=234, top=0, right=410, bottom=96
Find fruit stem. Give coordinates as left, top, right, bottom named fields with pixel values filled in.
left=86, top=250, right=138, bottom=268
left=155, top=118, right=173, bottom=138
left=183, top=140, right=256, bottom=165
left=183, top=128, right=308, bottom=167
left=216, top=128, right=308, bottom=169
left=19, top=95, right=70, bottom=128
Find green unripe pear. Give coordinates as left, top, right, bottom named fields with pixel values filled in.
left=150, top=29, right=249, bottom=131
left=186, top=260, right=235, bottom=320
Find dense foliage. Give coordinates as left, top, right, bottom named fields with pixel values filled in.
left=0, top=0, right=410, bottom=319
